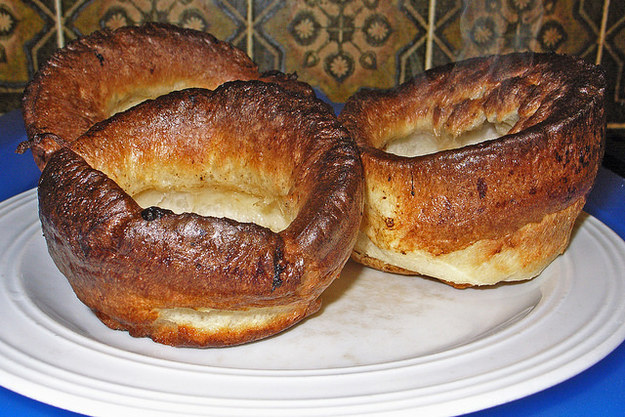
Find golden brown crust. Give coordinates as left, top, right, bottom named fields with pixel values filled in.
left=38, top=82, right=364, bottom=347
left=339, top=52, right=605, bottom=286
left=21, top=23, right=311, bottom=169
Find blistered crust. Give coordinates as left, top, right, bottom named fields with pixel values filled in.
left=339, top=52, right=605, bottom=286
left=21, top=22, right=310, bottom=169
left=38, top=82, right=364, bottom=346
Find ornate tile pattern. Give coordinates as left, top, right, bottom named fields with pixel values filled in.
left=601, top=1, right=625, bottom=128
left=262, top=0, right=424, bottom=102
left=396, top=0, right=429, bottom=82
left=429, top=0, right=464, bottom=68
left=434, top=0, right=605, bottom=66
left=0, top=0, right=623, bottom=170
left=245, top=0, right=284, bottom=73
left=0, top=0, right=617, bottom=107
left=0, top=0, right=57, bottom=113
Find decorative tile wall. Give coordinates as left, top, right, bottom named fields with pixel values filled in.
left=264, top=0, right=426, bottom=101
left=1, top=0, right=57, bottom=112
left=1, top=0, right=623, bottom=170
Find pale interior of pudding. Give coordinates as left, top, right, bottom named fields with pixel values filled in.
left=155, top=304, right=300, bottom=332
left=87, top=85, right=301, bottom=235
left=89, top=148, right=297, bottom=233
left=133, top=186, right=293, bottom=232
left=384, top=116, right=519, bottom=157
left=354, top=205, right=563, bottom=287
left=105, top=81, right=197, bottom=116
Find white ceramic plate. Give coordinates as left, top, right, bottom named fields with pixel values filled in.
left=1, top=189, right=625, bottom=417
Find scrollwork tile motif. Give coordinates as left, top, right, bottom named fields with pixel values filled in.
left=431, top=0, right=602, bottom=67
left=0, top=5, right=19, bottom=38
left=396, top=0, right=428, bottom=82
left=265, top=0, right=422, bottom=102
left=0, top=0, right=623, bottom=138
left=0, top=0, right=56, bottom=113
left=601, top=1, right=625, bottom=127
left=286, top=1, right=393, bottom=83
left=65, top=0, right=239, bottom=43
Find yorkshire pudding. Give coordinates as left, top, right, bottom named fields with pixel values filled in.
left=21, top=22, right=308, bottom=170
left=339, top=52, right=605, bottom=287
left=37, top=81, right=364, bottom=347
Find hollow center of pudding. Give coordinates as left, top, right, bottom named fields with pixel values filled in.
left=105, top=81, right=196, bottom=116
left=82, top=143, right=298, bottom=233
left=383, top=119, right=516, bottom=157
left=155, top=304, right=301, bottom=333
left=133, top=186, right=293, bottom=232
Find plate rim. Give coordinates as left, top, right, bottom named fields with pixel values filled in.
left=1, top=188, right=625, bottom=417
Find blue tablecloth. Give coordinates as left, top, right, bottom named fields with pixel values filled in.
left=0, top=109, right=623, bottom=417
